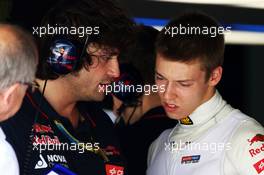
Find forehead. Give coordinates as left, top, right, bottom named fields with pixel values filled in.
left=87, top=43, right=119, bottom=55
left=156, top=54, right=205, bottom=81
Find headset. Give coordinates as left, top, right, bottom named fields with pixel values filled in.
left=111, top=63, right=144, bottom=124
left=111, top=63, right=144, bottom=106
left=46, top=35, right=89, bottom=75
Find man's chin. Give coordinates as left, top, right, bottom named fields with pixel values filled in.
left=166, top=112, right=184, bottom=120
left=92, top=93, right=105, bottom=101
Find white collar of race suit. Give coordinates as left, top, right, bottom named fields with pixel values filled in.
left=177, top=90, right=227, bottom=128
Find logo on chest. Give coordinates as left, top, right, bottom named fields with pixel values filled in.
left=34, top=154, right=68, bottom=170
left=33, top=123, right=54, bottom=134
left=105, top=164, right=124, bottom=175
left=181, top=155, right=201, bottom=164
left=248, top=134, right=264, bottom=146
left=180, top=116, right=193, bottom=125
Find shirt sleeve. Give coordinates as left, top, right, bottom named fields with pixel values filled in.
left=147, top=139, right=156, bottom=167
left=225, top=119, right=264, bottom=175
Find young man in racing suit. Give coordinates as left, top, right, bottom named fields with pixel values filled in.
left=147, top=12, right=264, bottom=175
left=0, top=0, right=134, bottom=174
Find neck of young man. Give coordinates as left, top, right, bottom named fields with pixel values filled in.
left=36, top=79, right=80, bottom=128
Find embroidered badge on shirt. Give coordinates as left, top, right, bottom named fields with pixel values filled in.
left=180, top=116, right=193, bottom=125
left=181, top=155, right=200, bottom=164
left=253, top=158, right=264, bottom=174
left=105, top=164, right=124, bottom=175
left=248, top=134, right=264, bottom=146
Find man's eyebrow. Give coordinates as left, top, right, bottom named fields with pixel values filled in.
left=176, top=80, right=194, bottom=83
left=155, top=71, right=194, bottom=82
left=155, top=71, right=168, bottom=80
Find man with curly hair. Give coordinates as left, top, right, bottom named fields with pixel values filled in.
left=1, top=0, right=135, bottom=174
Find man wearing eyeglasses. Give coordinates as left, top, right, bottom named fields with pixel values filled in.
left=0, top=0, right=134, bottom=175
left=0, top=24, right=38, bottom=175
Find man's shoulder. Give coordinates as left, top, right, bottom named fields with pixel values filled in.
left=149, top=128, right=174, bottom=152
left=0, top=94, right=37, bottom=152
left=0, top=95, right=35, bottom=127
left=230, top=112, right=264, bottom=142
left=225, top=110, right=264, bottom=149
left=225, top=113, right=264, bottom=174
left=156, top=128, right=174, bottom=142
left=220, top=110, right=263, bottom=137
left=147, top=128, right=174, bottom=166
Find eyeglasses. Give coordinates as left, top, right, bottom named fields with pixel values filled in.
left=85, top=53, right=118, bottom=68
left=85, top=45, right=119, bottom=68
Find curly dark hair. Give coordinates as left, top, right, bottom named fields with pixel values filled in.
left=37, top=0, right=135, bottom=80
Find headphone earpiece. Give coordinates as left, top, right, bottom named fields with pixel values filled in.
left=111, top=63, right=144, bottom=105
left=47, top=39, right=80, bottom=75
left=46, top=35, right=89, bottom=75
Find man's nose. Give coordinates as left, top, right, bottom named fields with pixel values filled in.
left=107, top=57, right=120, bottom=78
left=163, top=82, right=176, bottom=101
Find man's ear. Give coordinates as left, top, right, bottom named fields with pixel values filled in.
left=208, top=66, right=223, bottom=86
left=2, top=83, right=20, bottom=105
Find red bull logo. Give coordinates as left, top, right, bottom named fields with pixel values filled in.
left=33, top=135, right=60, bottom=145
left=33, top=124, right=54, bottom=134
left=249, top=144, right=264, bottom=157
left=248, top=134, right=264, bottom=146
